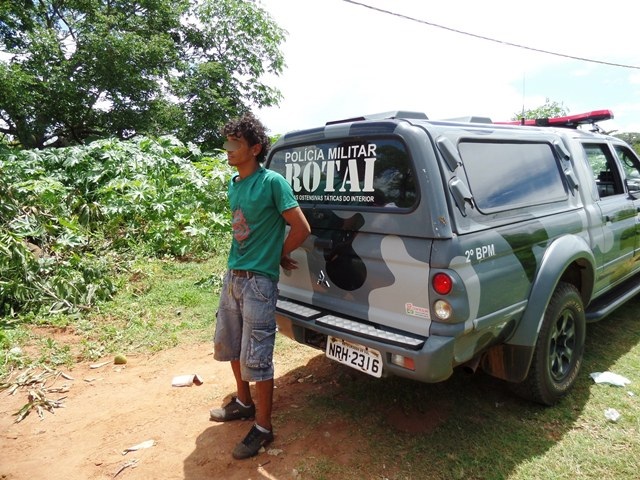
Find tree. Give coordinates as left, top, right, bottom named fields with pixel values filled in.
left=614, top=132, right=640, bottom=147
left=513, top=98, right=569, bottom=121
left=0, top=0, right=285, bottom=149
left=614, top=132, right=640, bottom=156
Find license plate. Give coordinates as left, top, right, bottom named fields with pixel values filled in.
left=326, top=336, right=383, bottom=378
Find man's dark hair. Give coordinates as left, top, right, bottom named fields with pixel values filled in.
left=222, top=112, right=271, bottom=163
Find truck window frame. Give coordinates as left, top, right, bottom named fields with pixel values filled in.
left=267, top=136, right=419, bottom=211
left=612, top=143, right=640, bottom=194
left=581, top=143, right=626, bottom=198
left=457, top=140, right=568, bottom=213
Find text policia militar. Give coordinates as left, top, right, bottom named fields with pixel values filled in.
left=283, top=144, right=377, bottom=201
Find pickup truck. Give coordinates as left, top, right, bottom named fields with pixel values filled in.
left=266, top=109, right=640, bottom=405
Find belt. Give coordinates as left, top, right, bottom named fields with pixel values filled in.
left=231, top=269, right=254, bottom=278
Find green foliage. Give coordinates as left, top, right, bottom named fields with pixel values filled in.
left=38, top=337, right=73, bottom=367
left=0, top=0, right=286, bottom=149
left=0, top=137, right=233, bottom=317
left=614, top=132, right=640, bottom=156
left=514, top=98, right=569, bottom=121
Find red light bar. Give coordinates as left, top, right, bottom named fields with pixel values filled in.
left=496, top=109, right=614, bottom=128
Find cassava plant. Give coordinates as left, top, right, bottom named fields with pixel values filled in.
left=0, top=136, right=232, bottom=317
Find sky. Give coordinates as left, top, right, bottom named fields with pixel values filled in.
left=256, top=0, right=640, bottom=136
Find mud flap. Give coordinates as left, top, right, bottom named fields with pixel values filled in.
left=480, top=343, right=534, bottom=383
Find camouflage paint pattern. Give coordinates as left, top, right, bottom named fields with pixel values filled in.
left=267, top=115, right=640, bottom=384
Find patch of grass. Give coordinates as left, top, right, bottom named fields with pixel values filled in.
left=289, top=297, right=640, bottom=480
left=298, top=457, right=349, bottom=480
left=38, top=338, right=74, bottom=367
left=85, top=257, right=225, bottom=352
left=0, top=256, right=226, bottom=378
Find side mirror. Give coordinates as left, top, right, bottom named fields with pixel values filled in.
left=624, top=179, right=639, bottom=199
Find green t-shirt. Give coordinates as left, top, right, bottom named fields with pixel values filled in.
left=228, top=167, right=299, bottom=280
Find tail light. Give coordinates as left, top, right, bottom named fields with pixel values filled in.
left=432, top=272, right=452, bottom=295
left=432, top=272, right=453, bottom=320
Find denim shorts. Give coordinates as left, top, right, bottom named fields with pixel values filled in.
left=213, top=270, right=278, bottom=382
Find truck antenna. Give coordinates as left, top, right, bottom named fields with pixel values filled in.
left=521, top=73, right=526, bottom=125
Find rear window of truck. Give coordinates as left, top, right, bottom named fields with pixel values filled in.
left=458, top=141, right=567, bottom=212
left=269, top=138, right=417, bottom=208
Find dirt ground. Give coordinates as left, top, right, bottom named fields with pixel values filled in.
left=0, top=337, right=439, bottom=480
left=0, top=340, right=317, bottom=480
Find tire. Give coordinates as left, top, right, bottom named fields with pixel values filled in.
left=513, top=282, right=586, bottom=406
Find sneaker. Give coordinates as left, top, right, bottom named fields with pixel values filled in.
left=232, top=424, right=274, bottom=460
left=209, top=397, right=255, bottom=422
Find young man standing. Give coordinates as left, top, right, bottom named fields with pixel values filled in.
left=209, top=113, right=310, bottom=460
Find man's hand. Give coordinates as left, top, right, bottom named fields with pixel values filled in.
left=280, top=255, right=299, bottom=271
left=280, top=206, right=310, bottom=271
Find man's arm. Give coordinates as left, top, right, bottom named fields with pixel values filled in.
left=280, top=206, right=311, bottom=270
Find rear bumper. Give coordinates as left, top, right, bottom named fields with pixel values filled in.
left=275, top=297, right=455, bottom=383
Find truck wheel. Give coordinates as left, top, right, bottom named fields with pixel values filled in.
left=514, top=282, right=586, bottom=405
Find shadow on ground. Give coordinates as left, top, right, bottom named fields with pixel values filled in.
left=184, top=296, right=640, bottom=479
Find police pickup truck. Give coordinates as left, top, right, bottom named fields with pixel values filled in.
left=266, top=109, right=640, bottom=405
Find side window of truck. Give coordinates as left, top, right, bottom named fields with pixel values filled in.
left=582, top=144, right=625, bottom=198
left=612, top=144, right=640, bottom=193
left=458, top=141, right=566, bottom=212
